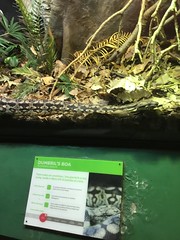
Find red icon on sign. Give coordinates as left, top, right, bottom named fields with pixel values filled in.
left=39, top=213, right=47, bottom=222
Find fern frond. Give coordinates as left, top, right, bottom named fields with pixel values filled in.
left=15, top=0, right=56, bottom=73
left=15, top=0, right=45, bottom=48
left=15, top=0, right=34, bottom=33
left=12, top=79, right=40, bottom=99
left=43, top=27, right=57, bottom=73
left=0, top=14, right=26, bottom=43
left=30, top=0, right=46, bottom=43
left=0, top=38, right=18, bottom=56
left=73, top=32, right=130, bottom=67
left=12, top=66, right=40, bottom=78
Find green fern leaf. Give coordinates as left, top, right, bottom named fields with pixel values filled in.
left=12, top=66, right=40, bottom=78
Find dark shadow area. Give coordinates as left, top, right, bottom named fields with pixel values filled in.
left=0, top=236, right=17, bottom=240
left=0, top=0, right=19, bottom=21
left=0, top=111, right=179, bottom=150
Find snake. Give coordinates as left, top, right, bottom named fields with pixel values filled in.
left=83, top=186, right=122, bottom=239
left=0, top=97, right=158, bottom=120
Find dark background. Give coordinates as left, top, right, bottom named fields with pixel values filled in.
left=0, top=0, right=18, bottom=20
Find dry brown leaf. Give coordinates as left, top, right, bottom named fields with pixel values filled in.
left=42, top=76, right=54, bottom=85
left=170, top=66, right=180, bottom=79
left=52, top=60, right=66, bottom=77
left=69, top=88, right=79, bottom=96
left=99, top=69, right=111, bottom=78
left=132, top=64, right=145, bottom=75
left=55, top=94, right=69, bottom=101
left=0, top=83, right=8, bottom=93
left=108, top=77, right=136, bottom=93
left=84, top=81, right=93, bottom=92
left=7, top=80, right=20, bottom=87
left=123, top=45, right=135, bottom=61
left=132, top=58, right=150, bottom=75
left=90, top=96, right=108, bottom=105
left=90, top=76, right=103, bottom=91
left=74, top=65, right=90, bottom=79
left=89, top=67, right=99, bottom=77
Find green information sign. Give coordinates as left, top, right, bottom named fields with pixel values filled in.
left=25, top=156, right=123, bottom=240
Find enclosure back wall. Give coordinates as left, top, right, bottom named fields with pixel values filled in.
left=4, top=0, right=177, bottom=63
left=21, top=0, right=177, bottom=62
left=23, top=0, right=141, bottom=62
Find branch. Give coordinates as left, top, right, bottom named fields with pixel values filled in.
left=152, top=9, right=180, bottom=30
left=107, top=25, right=138, bottom=63
left=174, top=4, right=180, bottom=51
left=132, top=0, right=146, bottom=62
left=145, top=43, right=178, bottom=83
left=151, top=0, right=177, bottom=38
left=107, top=0, right=158, bottom=63
left=149, top=0, right=178, bottom=64
left=151, top=0, right=164, bottom=18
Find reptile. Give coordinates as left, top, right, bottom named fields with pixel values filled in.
left=83, top=186, right=122, bottom=239
left=0, top=97, right=158, bottom=120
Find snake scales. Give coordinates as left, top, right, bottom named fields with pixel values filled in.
left=0, top=97, right=158, bottom=120
left=83, top=186, right=122, bottom=239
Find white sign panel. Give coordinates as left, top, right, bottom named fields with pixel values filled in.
left=24, top=156, right=123, bottom=239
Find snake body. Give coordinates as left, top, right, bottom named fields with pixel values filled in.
left=83, top=186, right=122, bottom=239
left=0, top=98, right=119, bottom=115
left=0, top=97, right=158, bottom=120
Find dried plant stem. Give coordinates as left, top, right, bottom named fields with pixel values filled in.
left=151, top=0, right=163, bottom=18
left=149, top=0, right=178, bottom=64
left=152, top=9, right=180, bottom=30
left=108, top=0, right=158, bottom=63
left=132, top=0, right=146, bottom=62
left=49, top=0, right=133, bottom=99
left=174, top=6, right=180, bottom=51
left=145, top=43, right=177, bottom=83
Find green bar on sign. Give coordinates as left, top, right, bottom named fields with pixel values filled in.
left=34, top=156, right=123, bottom=175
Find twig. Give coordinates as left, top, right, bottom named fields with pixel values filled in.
left=174, top=4, right=180, bottom=51
left=152, top=9, right=180, bottom=30
left=0, top=33, right=9, bottom=37
left=107, top=0, right=158, bottom=63
left=49, top=0, right=133, bottom=99
left=145, top=43, right=178, bottom=83
left=151, top=0, right=163, bottom=18
left=149, top=0, right=178, bottom=64
left=143, top=1, right=158, bottom=22
left=132, top=0, right=146, bottom=62
left=107, top=26, right=139, bottom=63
